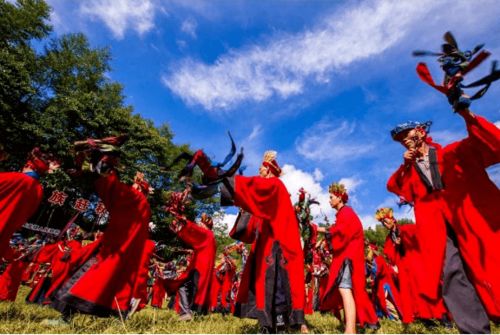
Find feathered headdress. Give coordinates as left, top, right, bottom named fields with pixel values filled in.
left=328, top=182, right=348, bottom=203
left=262, top=150, right=281, bottom=177
left=375, top=207, right=395, bottom=222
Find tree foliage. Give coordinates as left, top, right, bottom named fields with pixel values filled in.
left=0, top=0, right=223, bottom=256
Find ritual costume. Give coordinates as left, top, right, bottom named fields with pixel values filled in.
left=130, top=239, right=156, bottom=313
left=52, top=136, right=151, bottom=318
left=0, top=148, right=53, bottom=259
left=221, top=151, right=306, bottom=331
left=376, top=208, right=447, bottom=324
left=210, top=253, right=237, bottom=313
left=150, top=263, right=166, bottom=309
left=388, top=110, right=499, bottom=332
left=366, top=244, right=403, bottom=321
left=0, top=246, right=28, bottom=301
left=167, top=209, right=216, bottom=315
left=26, top=241, right=59, bottom=304
left=320, top=184, right=378, bottom=328
left=44, top=238, right=82, bottom=302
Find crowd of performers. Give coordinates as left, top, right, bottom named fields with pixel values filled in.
left=1, top=30, right=500, bottom=333
left=0, top=101, right=498, bottom=334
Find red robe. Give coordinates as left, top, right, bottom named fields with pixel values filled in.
left=0, top=248, right=27, bottom=301
left=383, top=225, right=447, bottom=323
left=176, top=219, right=216, bottom=313
left=320, top=206, right=378, bottom=327
left=44, top=239, right=82, bottom=300
left=210, top=258, right=236, bottom=312
left=52, top=172, right=150, bottom=316
left=151, top=276, right=166, bottom=308
left=370, top=255, right=403, bottom=321
left=26, top=242, right=59, bottom=303
left=0, top=172, right=43, bottom=258
left=387, top=114, right=500, bottom=320
left=230, top=175, right=305, bottom=327
left=131, top=239, right=156, bottom=311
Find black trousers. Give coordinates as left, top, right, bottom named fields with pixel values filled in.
left=442, top=226, right=490, bottom=334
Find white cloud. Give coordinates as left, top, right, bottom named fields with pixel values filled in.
left=247, top=125, right=262, bottom=141
left=339, top=177, right=363, bottom=193
left=431, top=130, right=465, bottom=145
left=280, top=164, right=334, bottom=222
left=221, top=213, right=238, bottom=233
left=181, top=17, right=197, bottom=38
left=313, top=168, right=324, bottom=182
left=296, top=119, right=375, bottom=162
left=80, top=0, right=155, bottom=39
left=163, top=0, right=500, bottom=111
left=495, top=121, right=500, bottom=129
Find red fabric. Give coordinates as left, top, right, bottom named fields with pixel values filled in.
left=0, top=172, right=43, bottom=258
left=383, top=225, right=447, bottom=322
left=44, top=240, right=82, bottom=299
left=232, top=175, right=305, bottom=314
left=387, top=114, right=500, bottom=320
left=370, top=255, right=403, bottom=320
left=0, top=248, right=27, bottom=301
left=320, top=206, right=378, bottom=327
left=131, top=239, right=156, bottom=311
left=63, top=172, right=150, bottom=313
left=210, top=257, right=236, bottom=311
left=176, top=219, right=216, bottom=311
left=151, top=277, right=166, bottom=308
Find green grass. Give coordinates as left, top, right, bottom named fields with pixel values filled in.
left=0, top=286, right=498, bottom=333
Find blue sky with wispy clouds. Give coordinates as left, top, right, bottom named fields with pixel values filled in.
left=45, top=0, right=500, bottom=228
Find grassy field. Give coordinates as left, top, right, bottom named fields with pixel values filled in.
left=0, top=286, right=498, bottom=334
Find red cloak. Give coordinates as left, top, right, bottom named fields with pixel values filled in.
left=131, top=239, right=156, bottom=311
left=151, top=276, right=166, bottom=308
left=176, top=219, right=216, bottom=313
left=52, top=172, right=150, bottom=316
left=0, top=248, right=27, bottom=301
left=229, top=175, right=305, bottom=327
left=383, top=225, right=447, bottom=323
left=387, top=114, right=500, bottom=320
left=369, top=254, right=403, bottom=321
left=0, top=172, right=43, bottom=258
left=320, top=206, right=378, bottom=327
left=44, top=239, right=82, bottom=300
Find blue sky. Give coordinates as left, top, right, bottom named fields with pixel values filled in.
left=44, top=0, right=500, bottom=228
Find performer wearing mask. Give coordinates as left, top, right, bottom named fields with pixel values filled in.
left=388, top=106, right=499, bottom=332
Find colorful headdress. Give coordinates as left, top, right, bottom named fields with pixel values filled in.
left=375, top=207, right=395, bottom=222
left=390, top=121, right=432, bottom=141
left=133, top=171, right=153, bottom=195
left=328, top=182, right=348, bottom=203
left=262, top=150, right=282, bottom=177
left=200, top=212, right=214, bottom=230
left=25, top=147, right=53, bottom=175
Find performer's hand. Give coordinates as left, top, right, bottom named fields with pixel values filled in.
left=403, top=149, right=417, bottom=165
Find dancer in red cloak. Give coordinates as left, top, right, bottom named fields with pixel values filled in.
left=165, top=202, right=216, bottom=319
left=0, top=148, right=58, bottom=259
left=150, top=261, right=166, bottom=309
left=375, top=208, right=447, bottom=324
left=51, top=136, right=151, bottom=319
left=222, top=151, right=307, bottom=333
left=365, top=243, right=403, bottom=322
left=210, top=252, right=237, bottom=313
left=388, top=106, right=500, bottom=332
left=129, top=239, right=156, bottom=315
left=0, top=244, right=28, bottom=301
left=318, top=183, right=379, bottom=333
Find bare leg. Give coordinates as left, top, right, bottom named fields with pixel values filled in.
left=339, top=288, right=356, bottom=334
